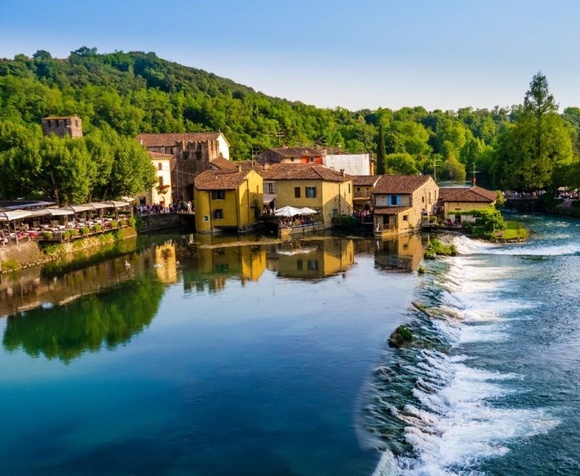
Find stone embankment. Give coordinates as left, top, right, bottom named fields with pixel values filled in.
left=0, top=228, right=137, bottom=273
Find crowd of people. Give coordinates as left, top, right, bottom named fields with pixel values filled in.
left=135, top=201, right=193, bottom=215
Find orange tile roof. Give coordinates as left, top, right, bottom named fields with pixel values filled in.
left=260, top=163, right=350, bottom=182
left=353, top=175, right=380, bottom=186
left=147, top=151, right=173, bottom=159
left=373, top=175, right=433, bottom=194
left=439, top=186, right=497, bottom=203
left=210, top=156, right=237, bottom=170
left=267, top=147, right=323, bottom=158
left=137, top=132, right=223, bottom=147
left=194, top=169, right=252, bottom=191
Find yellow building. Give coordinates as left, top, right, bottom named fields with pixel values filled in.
left=196, top=245, right=266, bottom=283
left=373, top=175, right=439, bottom=236
left=260, top=164, right=353, bottom=228
left=194, top=168, right=263, bottom=233
left=374, top=234, right=426, bottom=272
left=136, top=151, right=174, bottom=207
left=438, top=186, right=497, bottom=224
left=269, top=238, right=354, bottom=279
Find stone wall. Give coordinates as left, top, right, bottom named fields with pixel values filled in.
left=138, top=213, right=187, bottom=233
left=0, top=228, right=138, bottom=273
left=0, top=242, right=47, bottom=270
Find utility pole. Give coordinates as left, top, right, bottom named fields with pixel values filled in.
left=433, top=159, right=441, bottom=182
left=471, top=162, right=479, bottom=186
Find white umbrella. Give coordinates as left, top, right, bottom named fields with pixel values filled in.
left=274, top=206, right=301, bottom=217
left=297, top=207, right=318, bottom=215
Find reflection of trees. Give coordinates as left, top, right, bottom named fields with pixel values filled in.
left=3, top=277, right=165, bottom=363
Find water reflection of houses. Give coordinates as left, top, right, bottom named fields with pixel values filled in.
left=0, top=241, right=180, bottom=319
left=268, top=238, right=354, bottom=279
left=183, top=245, right=266, bottom=293
left=374, top=234, right=426, bottom=272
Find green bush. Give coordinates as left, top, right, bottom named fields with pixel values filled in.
left=331, top=215, right=359, bottom=226
left=424, top=238, right=457, bottom=259
left=2, top=259, right=19, bottom=271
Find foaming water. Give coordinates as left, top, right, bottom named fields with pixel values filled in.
left=367, top=222, right=576, bottom=475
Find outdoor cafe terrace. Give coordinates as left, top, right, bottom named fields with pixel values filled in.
left=0, top=201, right=133, bottom=246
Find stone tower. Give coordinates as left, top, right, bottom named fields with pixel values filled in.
left=41, top=115, right=83, bottom=138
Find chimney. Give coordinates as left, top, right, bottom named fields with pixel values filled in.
left=238, top=165, right=242, bottom=173
left=340, top=169, right=345, bottom=177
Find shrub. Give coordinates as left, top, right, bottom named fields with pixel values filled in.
left=424, top=238, right=457, bottom=259
left=332, top=215, right=359, bottom=226
left=2, top=259, right=19, bottom=271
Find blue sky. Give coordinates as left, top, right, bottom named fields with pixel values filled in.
left=1, top=0, right=579, bottom=112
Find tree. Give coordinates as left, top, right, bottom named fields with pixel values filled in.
left=376, top=124, right=386, bottom=175
left=493, top=72, right=574, bottom=191
left=441, top=155, right=466, bottom=182
left=384, top=153, right=419, bottom=175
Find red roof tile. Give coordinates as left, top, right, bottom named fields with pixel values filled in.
left=439, top=186, right=497, bottom=203
left=353, top=175, right=380, bottom=187
left=147, top=151, right=173, bottom=159
left=266, top=147, right=323, bottom=158
left=373, top=175, right=433, bottom=194
left=194, top=169, right=253, bottom=191
left=210, top=156, right=237, bottom=170
left=260, top=163, right=350, bottom=182
left=137, top=132, right=223, bottom=147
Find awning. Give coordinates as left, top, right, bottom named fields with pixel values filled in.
left=0, top=210, right=32, bottom=221
left=108, top=200, right=131, bottom=208
left=29, top=209, right=53, bottom=218
left=47, top=208, right=74, bottom=216
left=65, top=204, right=94, bottom=213
left=263, top=194, right=276, bottom=205
left=89, top=202, right=113, bottom=210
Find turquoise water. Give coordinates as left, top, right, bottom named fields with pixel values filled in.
left=4, top=217, right=577, bottom=476
left=367, top=215, right=580, bottom=475
left=0, top=235, right=421, bottom=475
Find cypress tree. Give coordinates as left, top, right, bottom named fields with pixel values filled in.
left=376, top=124, right=387, bottom=175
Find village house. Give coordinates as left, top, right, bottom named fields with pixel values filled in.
left=373, top=175, right=438, bottom=236
left=136, top=132, right=230, bottom=203
left=255, top=147, right=324, bottom=166
left=135, top=151, right=174, bottom=207
left=352, top=175, right=380, bottom=214
left=260, top=163, right=353, bottom=229
left=193, top=168, right=263, bottom=233
left=437, top=185, right=497, bottom=225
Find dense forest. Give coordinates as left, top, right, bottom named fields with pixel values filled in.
left=1, top=47, right=579, bottom=204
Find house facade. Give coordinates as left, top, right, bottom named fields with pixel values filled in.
left=323, top=154, right=371, bottom=176
left=438, top=186, right=497, bottom=224
left=193, top=168, right=263, bottom=233
left=256, top=147, right=324, bottom=166
left=352, top=175, right=380, bottom=214
left=260, top=164, right=353, bottom=229
left=373, top=175, right=438, bottom=236
left=136, top=151, right=174, bottom=207
left=136, top=132, right=230, bottom=202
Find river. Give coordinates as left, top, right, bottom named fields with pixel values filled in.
left=0, top=216, right=578, bottom=475
left=369, top=214, right=580, bottom=475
